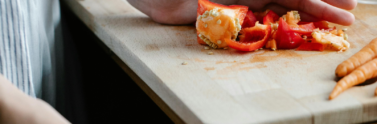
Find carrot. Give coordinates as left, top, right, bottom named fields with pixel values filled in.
left=329, top=58, right=377, bottom=100
left=335, top=38, right=377, bottom=77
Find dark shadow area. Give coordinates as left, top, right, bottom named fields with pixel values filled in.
left=356, top=77, right=377, bottom=86
left=333, top=76, right=377, bottom=86
left=59, top=2, right=174, bottom=124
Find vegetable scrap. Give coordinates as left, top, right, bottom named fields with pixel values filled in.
left=196, top=0, right=350, bottom=52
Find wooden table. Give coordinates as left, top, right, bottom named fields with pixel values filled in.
left=65, top=0, right=377, bottom=123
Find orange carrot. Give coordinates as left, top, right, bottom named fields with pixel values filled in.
left=330, top=58, right=377, bottom=100
left=335, top=38, right=377, bottom=77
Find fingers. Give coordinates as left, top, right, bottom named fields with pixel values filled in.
left=264, top=3, right=289, bottom=16
left=128, top=0, right=197, bottom=24
left=298, top=11, right=322, bottom=22
left=127, top=0, right=152, bottom=16
left=273, top=0, right=355, bottom=25
left=300, top=0, right=355, bottom=25
left=237, top=0, right=272, bottom=11
left=322, top=0, right=358, bottom=10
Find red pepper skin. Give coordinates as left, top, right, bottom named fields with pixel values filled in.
left=290, top=22, right=316, bottom=35
left=296, top=43, right=324, bottom=51
left=263, top=10, right=279, bottom=25
left=275, top=18, right=305, bottom=49
left=313, top=21, right=330, bottom=29
left=242, top=10, right=257, bottom=28
left=225, top=24, right=271, bottom=51
left=297, top=21, right=310, bottom=25
left=254, top=12, right=266, bottom=23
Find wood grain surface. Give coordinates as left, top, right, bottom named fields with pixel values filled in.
left=64, top=0, right=377, bottom=123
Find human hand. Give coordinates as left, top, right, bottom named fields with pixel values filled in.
left=127, top=0, right=356, bottom=25
left=0, top=75, right=70, bottom=124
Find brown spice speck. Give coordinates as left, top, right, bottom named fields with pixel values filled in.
left=145, top=44, right=160, bottom=51
left=204, top=67, right=215, bottom=71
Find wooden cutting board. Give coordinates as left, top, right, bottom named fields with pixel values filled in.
left=65, top=0, right=377, bottom=123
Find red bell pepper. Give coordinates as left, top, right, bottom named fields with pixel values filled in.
left=196, top=0, right=248, bottom=45
left=242, top=10, right=257, bottom=28
left=253, top=11, right=267, bottom=23
left=225, top=24, right=271, bottom=51
left=313, top=21, right=330, bottom=29
left=312, top=21, right=336, bottom=31
left=290, top=22, right=316, bottom=35
left=283, top=11, right=315, bottom=35
left=296, top=43, right=324, bottom=51
left=275, top=18, right=305, bottom=49
left=263, top=10, right=279, bottom=25
left=197, top=0, right=248, bottom=24
left=298, top=21, right=310, bottom=25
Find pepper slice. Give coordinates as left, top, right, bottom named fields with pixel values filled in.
left=225, top=23, right=271, bottom=51
left=296, top=42, right=324, bottom=51
left=196, top=0, right=248, bottom=48
left=275, top=18, right=305, bottom=49
left=253, top=10, right=269, bottom=23
left=313, top=21, right=330, bottom=29
left=290, top=22, right=316, bottom=35
left=242, top=10, right=257, bottom=28
left=281, top=11, right=315, bottom=35
left=311, top=29, right=350, bottom=52
left=263, top=10, right=279, bottom=25
left=284, top=11, right=300, bottom=27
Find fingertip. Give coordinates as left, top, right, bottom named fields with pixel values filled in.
left=341, top=13, right=355, bottom=26
left=263, top=3, right=289, bottom=16
left=344, top=0, right=358, bottom=10
left=325, top=9, right=355, bottom=26
left=323, top=0, right=357, bottom=10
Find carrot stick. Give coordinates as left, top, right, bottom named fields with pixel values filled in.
left=335, top=38, right=377, bottom=77
left=330, top=58, right=377, bottom=100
